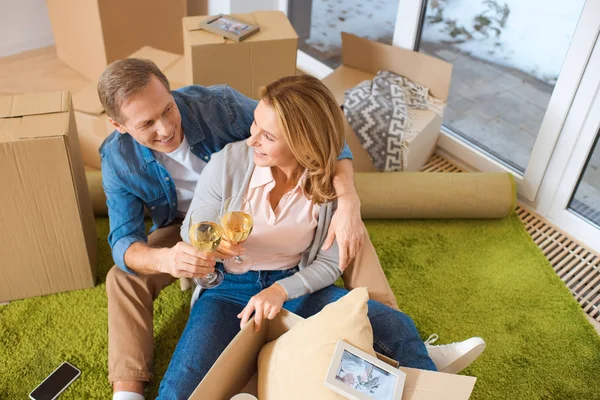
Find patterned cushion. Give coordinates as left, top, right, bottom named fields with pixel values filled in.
left=343, top=70, right=434, bottom=172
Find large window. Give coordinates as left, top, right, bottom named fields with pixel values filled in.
left=292, top=0, right=600, bottom=252
left=417, top=0, right=585, bottom=173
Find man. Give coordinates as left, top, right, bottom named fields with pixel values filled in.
left=100, top=59, right=411, bottom=400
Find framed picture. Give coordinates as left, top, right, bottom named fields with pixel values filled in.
left=199, top=14, right=260, bottom=42
left=324, top=341, right=406, bottom=400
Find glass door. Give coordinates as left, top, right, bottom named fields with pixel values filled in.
left=414, top=0, right=600, bottom=201
left=537, top=35, right=600, bottom=252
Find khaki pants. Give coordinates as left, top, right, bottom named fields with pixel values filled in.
left=106, top=223, right=398, bottom=383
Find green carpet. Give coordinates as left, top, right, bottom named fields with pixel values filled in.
left=2, top=214, right=600, bottom=399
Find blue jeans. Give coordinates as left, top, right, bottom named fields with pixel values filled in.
left=157, top=268, right=435, bottom=399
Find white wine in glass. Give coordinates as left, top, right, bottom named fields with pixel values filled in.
left=189, top=221, right=222, bottom=252
left=221, top=196, right=253, bottom=273
left=189, top=207, right=224, bottom=289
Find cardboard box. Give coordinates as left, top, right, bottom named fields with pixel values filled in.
left=190, top=309, right=476, bottom=399
left=72, top=47, right=186, bottom=169
left=322, top=33, right=452, bottom=172
left=46, top=0, right=187, bottom=81
left=182, top=11, right=298, bottom=99
left=0, top=92, right=97, bottom=302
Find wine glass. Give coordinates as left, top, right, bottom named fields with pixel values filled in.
left=188, top=206, right=224, bottom=289
left=221, top=196, right=254, bottom=273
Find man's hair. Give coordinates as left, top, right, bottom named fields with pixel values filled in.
left=97, top=58, right=170, bottom=123
left=259, top=75, right=345, bottom=205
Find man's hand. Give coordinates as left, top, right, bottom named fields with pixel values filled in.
left=238, top=284, right=288, bottom=331
left=157, top=241, right=216, bottom=278
left=213, top=237, right=244, bottom=261
left=321, top=195, right=365, bottom=270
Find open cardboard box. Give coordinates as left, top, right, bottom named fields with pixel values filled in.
left=190, top=309, right=476, bottom=399
left=72, top=46, right=186, bottom=169
left=322, top=33, right=452, bottom=172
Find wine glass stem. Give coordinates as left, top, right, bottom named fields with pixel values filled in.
left=234, top=255, right=243, bottom=264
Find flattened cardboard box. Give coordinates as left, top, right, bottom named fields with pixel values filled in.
left=73, top=46, right=186, bottom=169
left=189, top=309, right=476, bottom=399
left=0, top=92, right=97, bottom=302
left=46, top=0, right=187, bottom=81
left=183, top=11, right=298, bottom=99
left=322, top=33, right=452, bottom=172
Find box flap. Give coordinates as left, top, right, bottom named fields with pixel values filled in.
left=0, top=92, right=69, bottom=118
left=73, top=83, right=104, bottom=116
left=341, top=33, right=452, bottom=101
left=19, top=113, right=70, bottom=140
left=400, top=367, right=477, bottom=399
left=322, top=65, right=375, bottom=106
left=1, top=113, right=71, bottom=142
left=0, top=118, right=22, bottom=143
left=190, top=311, right=269, bottom=400
left=164, top=57, right=186, bottom=86
left=183, top=16, right=227, bottom=45
left=128, top=46, right=182, bottom=71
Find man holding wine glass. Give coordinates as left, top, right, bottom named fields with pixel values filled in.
left=98, top=58, right=398, bottom=400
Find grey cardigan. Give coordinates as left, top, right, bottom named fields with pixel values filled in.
left=182, top=141, right=341, bottom=301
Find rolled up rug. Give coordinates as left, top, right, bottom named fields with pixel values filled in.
left=356, top=172, right=516, bottom=219
left=86, top=169, right=515, bottom=219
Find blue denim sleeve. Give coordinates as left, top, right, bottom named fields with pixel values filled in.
left=102, top=160, right=147, bottom=274
left=338, top=142, right=353, bottom=160
left=221, top=85, right=259, bottom=141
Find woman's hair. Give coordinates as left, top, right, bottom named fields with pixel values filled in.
left=259, top=75, right=345, bottom=205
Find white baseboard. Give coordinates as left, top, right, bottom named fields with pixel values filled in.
left=0, top=35, right=55, bottom=58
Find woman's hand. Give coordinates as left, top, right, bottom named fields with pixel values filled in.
left=238, top=283, right=288, bottom=331
left=213, top=236, right=244, bottom=260
left=321, top=195, right=365, bottom=271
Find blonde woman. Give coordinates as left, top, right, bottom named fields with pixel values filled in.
left=157, top=75, right=483, bottom=399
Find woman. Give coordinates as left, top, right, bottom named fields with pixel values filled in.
left=157, top=75, right=474, bottom=398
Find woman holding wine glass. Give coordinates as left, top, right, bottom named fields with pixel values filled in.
left=158, top=75, right=484, bottom=399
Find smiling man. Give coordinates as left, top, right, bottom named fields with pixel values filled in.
left=99, top=58, right=399, bottom=400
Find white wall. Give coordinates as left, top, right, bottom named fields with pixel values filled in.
left=0, top=0, right=54, bottom=57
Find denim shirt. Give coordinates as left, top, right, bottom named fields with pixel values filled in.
left=100, top=85, right=353, bottom=273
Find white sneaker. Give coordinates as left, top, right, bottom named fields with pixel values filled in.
left=113, top=391, right=145, bottom=400
left=424, top=334, right=486, bottom=374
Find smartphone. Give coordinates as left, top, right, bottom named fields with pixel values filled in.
left=29, top=362, right=81, bottom=400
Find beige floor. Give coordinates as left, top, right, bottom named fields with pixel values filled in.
left=2, top=46, right=600, bottom=335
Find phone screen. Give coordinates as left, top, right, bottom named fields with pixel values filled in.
left=30, top=362, right=80, bottom=400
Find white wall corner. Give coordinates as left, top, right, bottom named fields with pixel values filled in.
left=0, top=35, right=55, bottom=58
